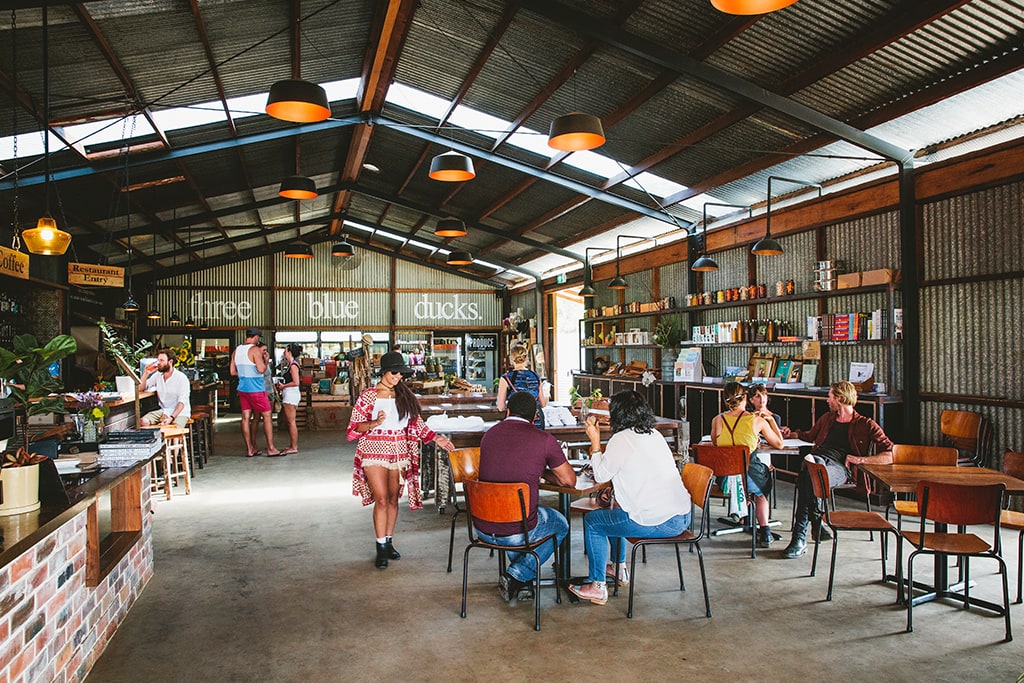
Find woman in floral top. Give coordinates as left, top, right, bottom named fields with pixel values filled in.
left=347, top=351, right=454, bottom=569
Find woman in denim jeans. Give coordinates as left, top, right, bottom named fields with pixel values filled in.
left=569, top=391, right=691, bottom=605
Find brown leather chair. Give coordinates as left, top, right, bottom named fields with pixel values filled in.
left=941, top=409, right=992, bottom=468
left=999, top=450, right=1024, bottom=604
left=624, top=462, right=715, bottom=618
left=806, top=460, right=897, bottom=601
left=445, top=447, right=480, bottom=573
left=694, top=444, right=756, bottom=558
left=460, top=479, right=563, bottom=631
left=888, top=444, right=959, bottom=529
left=896, top=480, right=1011, bottom=642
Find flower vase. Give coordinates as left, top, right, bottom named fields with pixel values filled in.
left=83, top=420, right=99, bottom=443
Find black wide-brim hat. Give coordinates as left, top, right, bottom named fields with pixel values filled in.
left=379, top=351, right=413, bottom=375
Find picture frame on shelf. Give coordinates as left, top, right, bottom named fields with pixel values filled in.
left=773, top=358, right=793, bottom=381
left=801, top=363, right=818, bottom=387
left=787, top=360, right=803, bottom=383
left=747, top=353, right=775, bottom=380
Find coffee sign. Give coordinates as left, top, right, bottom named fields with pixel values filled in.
left=0, top=246, right=29, bottom=280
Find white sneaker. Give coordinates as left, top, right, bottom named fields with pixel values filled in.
left=569, top=581, right=608, bottom=605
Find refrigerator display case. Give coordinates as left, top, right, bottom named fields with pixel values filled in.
left=465, top=333, right=497, bottom=388
left=431, top=336, right=463, bottom=378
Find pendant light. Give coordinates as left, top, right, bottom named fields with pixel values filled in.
left=285, top=242, right=314, bottom=259
left=146, top=231, right=161, bottom=319
left=184, top=219, right=196, bottom=327
left=692, top=203, right=753, bottom=272
left=265, top=79, right=330, bottom=123
left=580, top=247, right=610, bottom=298
left=548, top=113, right=605, bottom=152
left=434, top=218, right=467, bottom=238
left=446, top=250, right=473, bottom=266
left=278, top=175, right=318, bottom=199
left=331, top=240, right=355, bottom=257
left=752, top=176, right=822, bottom=257
left=711, top=0, right=798, bottom=14
left=608, top=235, right=646, bottom=290
left=22, top=5, right=72, bottom=256
left=121, top=116, right=139, bottom=314
left=429, top=150, right=475, bottom=182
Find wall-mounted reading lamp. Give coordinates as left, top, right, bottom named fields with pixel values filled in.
left=609, top=235, right=649, bottom=290
left=752, top=176, right=823, bottom=257
left=693, top=203, right=752, bottom=272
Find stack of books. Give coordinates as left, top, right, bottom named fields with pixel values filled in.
left=99, top=430, right=164, bottom=466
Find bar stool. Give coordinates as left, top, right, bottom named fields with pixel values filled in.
left=191, top=405, right=215, bottom=462
left=185, top=418, right=203, bottom=473
left=149, top=426, right=192, bottom=501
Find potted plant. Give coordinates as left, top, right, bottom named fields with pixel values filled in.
left=0, top=333, right=77, bottom=515
left=653, top=317, right=682, bottom=378
left=68, top=390, right=111, bottom=442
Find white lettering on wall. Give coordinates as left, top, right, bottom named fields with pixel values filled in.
left=306, top=293, right=361, bottom=320
left=189, top=294, right=253, bottom=321
left=412, top=294, right=480, bottom=321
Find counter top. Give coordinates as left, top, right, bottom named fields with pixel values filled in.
left=0, top=460, right=148, bottom=568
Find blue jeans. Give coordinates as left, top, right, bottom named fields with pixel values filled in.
left=476, top=506, right=568, bottom=582
left=583, top=508, right=692, bottom=583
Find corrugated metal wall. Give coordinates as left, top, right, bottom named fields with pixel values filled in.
left=275, top=245, right=391, bottom=288
left=396, top=260, right=493, bottom=290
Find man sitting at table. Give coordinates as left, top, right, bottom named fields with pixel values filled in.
left=477, top=391, right=576, bottom=602
left=780, top=380, right=894, bottom=559
left=138, top=348, right=191, bottom=428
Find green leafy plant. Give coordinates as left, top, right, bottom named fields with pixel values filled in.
left=652, top=317, right=682, bottom=349
left=0, top=333, right=78, bottom=450
left=569, top=386, right=602, bottom=409
left=98, top=321, right=152, bottom=370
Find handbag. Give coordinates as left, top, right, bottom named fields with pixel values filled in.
left=595, top=485, right=614, bottom=508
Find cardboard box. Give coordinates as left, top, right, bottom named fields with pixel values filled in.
left=837, top=273, right=861, bottom=289
left=861, top=268, right=900, bottom=286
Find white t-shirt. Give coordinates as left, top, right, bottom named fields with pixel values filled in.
left=145, top=368, right=192, bottom=419
left=591, top=428, right=690, bottom=526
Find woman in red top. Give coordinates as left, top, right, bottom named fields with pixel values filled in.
left=347, top=351, right=455, bottom=568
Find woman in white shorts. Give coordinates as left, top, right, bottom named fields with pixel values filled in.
left=277, top=343, right=302, bottom=455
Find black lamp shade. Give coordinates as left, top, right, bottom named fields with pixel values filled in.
left=608, top=276, right=628, bottom=290
left=434, top=218, right=467, bottom=237
left=278, top=175, right=318, bottom=199
left=122, top=295, right=140, bottom=313
left=168, top=311, right=182, bottom=325
left=285, top=243, right=314, bottom=259
left=751, top=235, right=784, bottom=256
left=265, top=79, right=330, bottom=123
left=446, top=250, right=473, bottom=266
left=579, top=283, right=597, bottom=297
left=331, top=241, right=355, bottom=257
left=548, top=112, right=606, bottom=151
left=184, top=317, right=196, bottom=328
left=691, top=254, right=720, bottom=271
left=147, top=307, right=161, bottom=320
left=429, top=151, right=475, bottom=182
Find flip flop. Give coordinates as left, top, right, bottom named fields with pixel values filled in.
left=246, top=450, right=262, bottom=458
left=266, top=450, right=286, bottom=457
left=279, top=448, right=298, bottom=455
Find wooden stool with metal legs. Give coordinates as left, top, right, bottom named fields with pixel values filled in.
left=149, top=426, right=192, bottom=501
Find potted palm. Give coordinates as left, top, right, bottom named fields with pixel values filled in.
left=0, top=333, right=77, bottom=515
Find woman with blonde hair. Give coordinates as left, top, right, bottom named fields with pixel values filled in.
left=496, top=345, right=547, bottom=427
left=711, top=382, right=783, bottom=547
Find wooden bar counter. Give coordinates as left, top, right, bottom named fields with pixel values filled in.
left=0, top=459, right=155, bottom=681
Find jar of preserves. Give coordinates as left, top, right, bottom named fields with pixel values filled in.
left=716, top=290, right=725, bottom=304
left=776, top=281, right=785, bottom=297
left=758, top=283, right=767, bottom=299
left=786, top=279, right=795, bottom=295
left=739, top=286, right=748, bottom=301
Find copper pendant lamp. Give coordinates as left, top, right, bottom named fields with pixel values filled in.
left=752, top=176, right=822, bottom=257
left=265, top=79, right=330, bottom=123
left=285, top=242, right=314, bottom=259
left=710, top=0, right=798, bottom=14
left=434, top=218, right=468, bottom=238
left=446, top=250, right=473, bottom=266
left=331, top=240, right=355, bottom=257
left=429, top=151, right=475, bottom=182
left=548, top=112, right=606, bottom=151
left=278, top=175, right=318, bottom=199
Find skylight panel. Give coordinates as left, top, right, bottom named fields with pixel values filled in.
left=63, top=115, right=157, bottom=150
left=152, top=102, right=227, bottom=131
left=387, top=83, right=451, bottom=120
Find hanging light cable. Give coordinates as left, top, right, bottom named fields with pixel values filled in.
left=146, top=231, right=161, bottom=320
left=548, top=69, right=605, bottom=152
left=692, top=203, right=752, bottom=272
left=752, top=176, right=822, bottom=257
left=184, top=218, right=195, bottom=327
left=609, top=235, right=648, bottom=290
left=429, top=125, right=475, bottom=182
left=22, top=5, right=72, bottom=256
left=8, top=10, right=22, bottom=256
left=168, top=208, right=181, bottom=325
left=121, top=114, right=140, bottom=313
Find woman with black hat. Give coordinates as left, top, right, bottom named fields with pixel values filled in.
left=347, top=350, right=455, bottom=568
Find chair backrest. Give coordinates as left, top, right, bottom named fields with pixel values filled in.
left=681, top=462, right=714, bottom=540
left=940, top=409, right=992, bottom=467
left=682, top=462, right=714, bottom=510
left=916, top=480, right=1005, bottom=528
left=448, top=447, right=481, bottom=484
left=1002, top=450, right=1024, bottom=480
left=892, top=444, right=958, bottom=467
left=463, top=480, right=531, bottom=539
left=806, top=460, right=830, bottom=505
left=693, top=444, right=749, bottom=478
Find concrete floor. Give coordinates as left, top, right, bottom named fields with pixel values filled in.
left=88, top=418, right=1023, bottom=682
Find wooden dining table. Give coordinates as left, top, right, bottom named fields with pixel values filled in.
left=859, top=463, right=1024, bottom=612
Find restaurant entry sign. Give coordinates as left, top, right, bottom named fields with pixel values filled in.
left=68, top=263, right=124, bottom=287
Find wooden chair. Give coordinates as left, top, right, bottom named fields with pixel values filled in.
left=445, top=447, right=480, bottom=573
left=460, top=480, right=562, bottom=631
left=896, top=480, right=1011, bottom=641
left=999, top=450, right=1024, bottom=604
left=806, top=461, right=897, bottom=601
left=694, top=444, right=756, bottom=558
left=624, top=462, right=714, bottom=619
left=887, top=444, right=959, bottom=529
left=941, top=409, right=992, bottom=468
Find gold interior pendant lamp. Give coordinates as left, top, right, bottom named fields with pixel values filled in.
left=429, top=151, right=475, bottom=182
left=434, top=218, right=467, bottom=238
left=548, top=112, right=605, bottom=152
left=284, top=242, right=314, bottom=259
left=278, top=175, right=318, bottom=199
left=710, top=0, right=799, bottom=14
left=146, top=232, right=161, bottom=320
left=446, top=250, right=473, bottom=266
left=22, top=6, right=72, bottom=256
left=752, top=176, right=822, bottom=257
left=331, top=239, right=355, bottom=257
left=265, top=79, right=330, bottom=123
